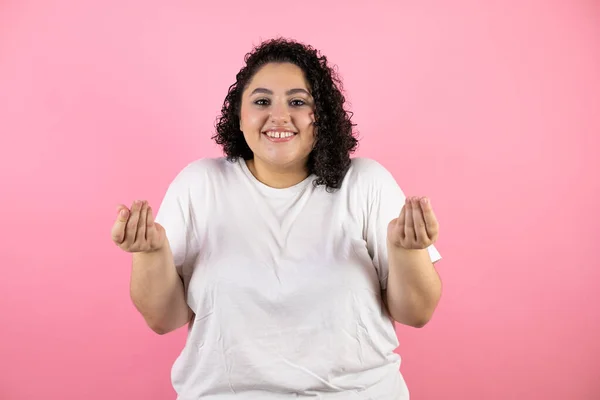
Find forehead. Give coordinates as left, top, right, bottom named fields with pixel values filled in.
left=247, top=62, right=309, bottom=91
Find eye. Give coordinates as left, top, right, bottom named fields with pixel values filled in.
left=290, top=99, right=306, bottom=107
left=254, top=98, right=270, bottom=106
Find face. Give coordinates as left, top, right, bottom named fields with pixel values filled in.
left=239, top=62, right=316, bottom=172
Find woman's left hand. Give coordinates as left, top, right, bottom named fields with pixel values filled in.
left=387, top=196, right=439, bottom=250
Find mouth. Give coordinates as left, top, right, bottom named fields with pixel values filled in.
left=262, top=130, right=297, bottom=142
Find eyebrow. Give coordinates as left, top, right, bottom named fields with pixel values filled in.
left=250, top=88, right=311, bottom=96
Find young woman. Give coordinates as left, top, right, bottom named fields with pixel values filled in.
left=111, top=38, right=442, bottom=400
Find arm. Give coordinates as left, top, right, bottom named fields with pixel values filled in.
left=385, top=196, right=442, bottom=327
left=130, top=241, right=193, bottom=335
left=121, top=164, right=201, bottom=335
left=385, top=247, right=442, bottom=328
left=359, top=159, right=443, bottom=328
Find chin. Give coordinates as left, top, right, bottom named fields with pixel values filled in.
left=262, top=154, right=306, bottom=168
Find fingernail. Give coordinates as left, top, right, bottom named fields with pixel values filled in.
left=421, top=197, right=428, bottom=204
left=120, top=209, right=128, bottom=217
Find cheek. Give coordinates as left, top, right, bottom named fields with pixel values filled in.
left=240, top=108, right=267, bottom=132
left=294, top=111, right=316, bottom=131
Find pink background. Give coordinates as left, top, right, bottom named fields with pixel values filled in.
left=1, top=0, right=599, bottom=399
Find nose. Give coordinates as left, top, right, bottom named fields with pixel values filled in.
left=270, top=101, right=290, bottom=124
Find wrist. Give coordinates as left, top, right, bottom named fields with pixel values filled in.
left=388, top=241, right=427, bottom=255
left=133, top=245, right=169, bottom=260
left=388, top=243, right=430, bottom=265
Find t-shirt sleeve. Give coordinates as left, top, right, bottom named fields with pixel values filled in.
left=363, top=160, right=442, bottom=291
left=154, top=165, right=200, bottom=284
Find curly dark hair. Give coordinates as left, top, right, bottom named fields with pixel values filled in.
left=212, top=37, right=359, bottom=190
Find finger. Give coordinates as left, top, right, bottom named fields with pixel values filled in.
left=124, top=200, right=141, bottom=244
left=420, top=197, right=439, bottom=239
left=146, top=206, right=160, bottom=246
left=147, top=205, right=156, bottom=227
left=412, top=197, right=429, bottom=242
left=398, top=204, right=407, bottom=238
left=115, top=203, right=128, bottom=215
left=146, top=205, right=156, bottom=232
left=404, top=198, right=416, bottom=241
left=111, top=205, right=130, bottom=244
left=397, top=204, right=406, bottom=226
left=136, top=201, right=148, bottom=243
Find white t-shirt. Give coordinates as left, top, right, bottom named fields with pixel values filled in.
left=155, top=156, right=441, bottom=400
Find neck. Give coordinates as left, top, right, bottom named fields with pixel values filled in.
left=246, top=158, right=309, bottom=189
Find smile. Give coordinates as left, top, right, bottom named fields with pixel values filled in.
left=263, top=130, right=297, bottom=142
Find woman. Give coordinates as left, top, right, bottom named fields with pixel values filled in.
left=111, top=38, right=442, bottom=399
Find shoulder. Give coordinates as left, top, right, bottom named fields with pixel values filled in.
left=343, top=157, right=405, bottom=201
left=345, top=157, right=398, bottom=186
left=164, top=156, right=236, bottom=193
left=171, top=157, right=233, bottom=181
left=180, top=157, right=231, bottom=175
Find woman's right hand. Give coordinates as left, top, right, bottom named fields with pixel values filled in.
left=111, top=200, right=166, bottom=253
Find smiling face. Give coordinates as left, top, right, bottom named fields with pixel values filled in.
left=239, top=62, right=316, bottom=178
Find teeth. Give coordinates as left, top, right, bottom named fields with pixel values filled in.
left=266, top=131, right=294, bottom=138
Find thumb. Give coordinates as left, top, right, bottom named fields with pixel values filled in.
left=153, top=222, right=165, bottom=233
left=111, top=204, right=130, bottom=244
left=148, top=207, right=165, bottom=235
left=115, top=204, right=129, bottom=221
left=152, top=222, right=167, bottom=245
